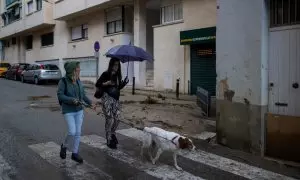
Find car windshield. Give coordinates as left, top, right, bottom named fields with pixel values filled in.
left=0, top=63, right=10, bottom=68
left=44, top=64, right=59, bottom=70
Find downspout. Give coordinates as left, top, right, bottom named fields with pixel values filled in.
left=183, top=45, right=186, bottom=94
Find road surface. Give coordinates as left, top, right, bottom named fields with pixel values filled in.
left=0, top=78, right=299, bottom=180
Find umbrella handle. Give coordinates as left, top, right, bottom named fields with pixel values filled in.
left=126, top=60, right=129, bottom=77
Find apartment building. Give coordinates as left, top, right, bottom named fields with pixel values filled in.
left=0, top=0, right=217, bottom=93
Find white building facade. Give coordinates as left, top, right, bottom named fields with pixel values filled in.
left=0, top=0, right=217, bottom=93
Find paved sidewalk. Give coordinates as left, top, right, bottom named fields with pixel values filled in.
left=84, top=85, right=216, bottom=141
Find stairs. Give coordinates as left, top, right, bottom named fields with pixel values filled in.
left=145, top=69, right=154, bottom=87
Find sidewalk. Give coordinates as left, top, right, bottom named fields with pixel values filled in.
left=84, top=85, right=216, bottom=140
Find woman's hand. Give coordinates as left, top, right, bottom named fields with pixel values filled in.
left=124, top=76, right=129, bottom=85
left=91, top=104, right=97, bottom=110
left=73, top=98, right=80, bottom=106
left=103, top=80, right=114, bottom=86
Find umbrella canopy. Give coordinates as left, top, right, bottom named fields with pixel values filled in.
left=105, top=45, right=154, bottom=63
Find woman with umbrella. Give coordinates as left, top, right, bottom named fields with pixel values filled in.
left=95, top=44, right=153, bottom=149
left=95, top=58, right=129, bottom=149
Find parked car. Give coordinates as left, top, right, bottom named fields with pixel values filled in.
left=21, top=63, right=62, bottom=85
left=0, top=62, right=11, bottom=78
left=5, top=63, right=30, bottom=81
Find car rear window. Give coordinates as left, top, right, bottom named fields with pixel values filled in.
left=44, top=64, right=59, bottom=70
left=19, top=64, right=28, bottom=70
left=0, top=63, right=10, bottom=68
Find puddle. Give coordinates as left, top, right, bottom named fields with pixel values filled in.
left=27, top=102, right=61, bottom=112
left=27, top=95, right=52, bottom=101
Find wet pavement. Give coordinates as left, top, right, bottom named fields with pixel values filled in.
left=0, top=78, right=299, bottom=180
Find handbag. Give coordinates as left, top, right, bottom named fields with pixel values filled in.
left=94, top=87, right=104, bottom=99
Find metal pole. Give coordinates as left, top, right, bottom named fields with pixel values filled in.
left=176, top=78, right=180, bottom=99
left=95, top=51, right=99, bottom=81
left=132, top=77, right=135, bottom=95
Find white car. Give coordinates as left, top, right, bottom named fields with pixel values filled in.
left=21, top=63, right=62, bottom=85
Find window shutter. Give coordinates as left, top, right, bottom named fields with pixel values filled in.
left=71, top=26, right=82, bottom=40
left=28, top=1, right=34, bottom=14
left=106, top=7, right=122, bottom=22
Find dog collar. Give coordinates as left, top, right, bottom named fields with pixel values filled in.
left=171, top=136, right=179, bottom=147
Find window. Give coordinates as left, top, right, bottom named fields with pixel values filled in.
left=0, top=63, right=10, bottom=68
left=36, top=0, right=42, bottom=11
left=161, top=2, right=183, bottom=24
left=270, top=0, right=300, bottom=27
left=5, top=0, right=18, bottom=7
left=19, top=64, right=29, bottom=70
left=44, top=64, right=59, bottom=70
left=27, top=1, right=34, bottom=14
left=4, top=40, right=10, bottom=47
left=12, top=37, right=16, bottom=45
left=41, top=32, right=54, bottom=47
left=2, top=5, right=21, bottom=25
left=71, top=24, right=88, bottom=41
left=64, top=58, right=96, bottom=77
left=26, top=35, right=33, bottom=50
left=105, top=6, right=124, bottom=34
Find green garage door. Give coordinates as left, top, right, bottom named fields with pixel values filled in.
left=190, top=43, right=216, bottom=95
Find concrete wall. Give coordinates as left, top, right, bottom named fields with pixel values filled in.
left=154, top=22, right=185, bottom=91
left=54, top=0, right=111, bottom=20
left=25, top=21, right=68, bottom=64
left=216, top=0, right=268, bottom=154
left=153, top=0, right=217, bottom=93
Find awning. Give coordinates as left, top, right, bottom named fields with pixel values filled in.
left=180, top=26, right=216, bottom=45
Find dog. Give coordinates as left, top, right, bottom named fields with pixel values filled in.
left=140, top=127, right=196, bottom=171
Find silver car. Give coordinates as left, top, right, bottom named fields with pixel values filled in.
left=21, top=63, right=62, bottom=85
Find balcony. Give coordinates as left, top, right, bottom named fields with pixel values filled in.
left=0, top=1, right=55, bottom=39
left=54, top=0, right=112, bottom=20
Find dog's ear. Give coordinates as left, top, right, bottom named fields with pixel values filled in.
left=178, top=137, right=188, bottom=149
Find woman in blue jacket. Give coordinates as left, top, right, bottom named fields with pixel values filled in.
left=57, top=61, right=94, bottom=163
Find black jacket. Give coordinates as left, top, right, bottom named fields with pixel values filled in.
left=95, top=71, right=127, bottom=100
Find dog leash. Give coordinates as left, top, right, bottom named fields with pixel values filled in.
left=78, top=100, right=180, bottom=145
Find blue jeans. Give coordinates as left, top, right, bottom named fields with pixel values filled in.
left=63, top=110, right=84, bottom=154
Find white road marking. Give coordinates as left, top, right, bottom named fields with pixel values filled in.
left=0, top=154, right=15, bottom=180
left=81, top=135, right=205, bottom=180
left=117, top=128, right=297, bottom=180
left=28, top=142, right=112, bottom=180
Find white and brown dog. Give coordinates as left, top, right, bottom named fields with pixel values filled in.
left=140, top=127, right=195, bottom=171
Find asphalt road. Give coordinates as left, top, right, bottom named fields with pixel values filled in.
left=0, top=78, right=299, bottom=180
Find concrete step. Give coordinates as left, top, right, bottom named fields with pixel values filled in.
left=146, top=79, right=154, bottom=87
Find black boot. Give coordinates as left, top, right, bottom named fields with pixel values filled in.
left=111, top=134, right=118, bottom=144
left=60, top=144, right=67, bottom=159
left=107, top=139, right=117, bottom=149
left=71, top=153, right=83, bottom=163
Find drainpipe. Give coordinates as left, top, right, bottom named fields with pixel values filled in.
left=183, top=45, right=186, bottom=94
left=0, top=41, right=3, bottom=61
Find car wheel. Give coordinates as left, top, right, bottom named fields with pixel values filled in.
left=34, top=77, right=39, bottom=85
left=21, top=76, right=25, bottom=83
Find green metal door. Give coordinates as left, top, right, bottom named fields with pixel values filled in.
left=190, top=43, right=216, bottom=95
